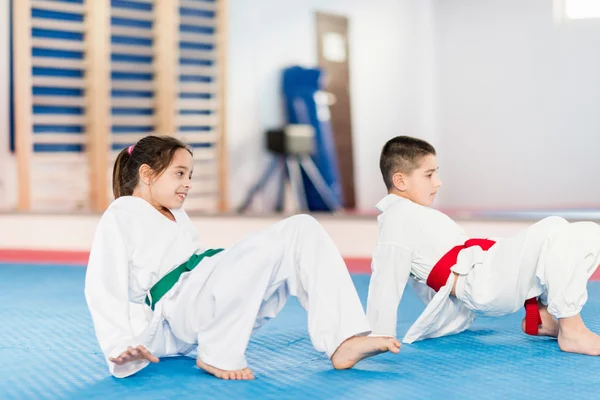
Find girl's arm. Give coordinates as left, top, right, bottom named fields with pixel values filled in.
left=84, top=212, right=151, bottom=378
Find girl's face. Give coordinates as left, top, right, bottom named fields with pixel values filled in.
left=144, top=148, right=194, bottom=210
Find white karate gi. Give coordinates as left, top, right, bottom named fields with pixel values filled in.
left=366, top=194, right=600, bottom=344
left=85, top=196, right=371, bottom=378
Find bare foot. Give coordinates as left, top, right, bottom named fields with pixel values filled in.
left=331, top=336, right=401, bottom=370
left=521, top=304, right=559, bottom=338
left=196, top=359, right=255, bottom=380
left=558, top=315, right=600, bottom=356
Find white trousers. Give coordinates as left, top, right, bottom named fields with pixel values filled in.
left=456, top=216, right=600, bottom=319
left=162, top=215, right=371, bottom=370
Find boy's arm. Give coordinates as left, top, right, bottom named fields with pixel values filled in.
left=366, top=243, right=412, bottom=336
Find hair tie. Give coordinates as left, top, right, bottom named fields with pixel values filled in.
left=127, top=145, right=135, bottom=155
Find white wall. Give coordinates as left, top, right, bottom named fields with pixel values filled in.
left=434, top=0, right=600, bottom=210
left=227, top=0, right=436, bottom=212
left=0, top=0, right=15, bottom=211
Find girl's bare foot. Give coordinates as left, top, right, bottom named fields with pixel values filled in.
left=331, top=336, right=401, bottom=370
left=196, top=359, right=255, bottom=380
left=558, top=314, right=600, bottom=356
left=521, top=304, right=559, bottom=337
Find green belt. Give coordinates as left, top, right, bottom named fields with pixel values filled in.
left=145, top=248, right=224, bottom=311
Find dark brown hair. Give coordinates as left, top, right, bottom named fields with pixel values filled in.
left=379, top=136, right=436, bottom=189
left=112, top=135, right=193, bottom=199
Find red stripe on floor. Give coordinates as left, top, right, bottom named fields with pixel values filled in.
left=0, top=249, right=90, bottom=265
left=1, top=249, right=599, bottom=280
left=0, top=249, right=373, bottom=271
left=344, top=257, right=371, bottom=274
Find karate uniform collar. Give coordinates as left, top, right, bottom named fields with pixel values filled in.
left=375, top=194, right=408, bottom=213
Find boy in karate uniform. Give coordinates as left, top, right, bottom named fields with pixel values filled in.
left=366, top=136, right=600, bottom=355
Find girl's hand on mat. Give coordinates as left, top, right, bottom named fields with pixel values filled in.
left=110, top=345, right=160, bottom=365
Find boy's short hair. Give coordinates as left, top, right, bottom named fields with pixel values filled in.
left=379, top=136, right=436, bottom=189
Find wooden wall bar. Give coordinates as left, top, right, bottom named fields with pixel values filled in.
left=85, top=0, right=111, bottom=211
left=12, top=0, right=33, bottom=210
left=11, top=0, right=228, bottom=213
left=154, top=0, right=179, bottom=135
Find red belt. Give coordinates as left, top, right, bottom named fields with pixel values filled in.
left=426, top=238, right=542, bottom=336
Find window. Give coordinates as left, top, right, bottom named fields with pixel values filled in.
left=563, top=0, right=600, bottom=19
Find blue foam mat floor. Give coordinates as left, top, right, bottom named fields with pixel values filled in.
left=2, top=263, right=600, bottom=399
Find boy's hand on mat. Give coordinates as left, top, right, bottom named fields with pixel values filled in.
left=110, top=345, right=160, bottom=365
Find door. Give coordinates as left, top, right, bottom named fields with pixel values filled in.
left=315, top=12, right=356, bottom=209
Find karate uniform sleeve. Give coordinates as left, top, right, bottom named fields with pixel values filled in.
left=84, top=213, right=149, bottom=378
left=366, top=243, right=412, bottom=336
left=408, top=278, right=436, bottom=305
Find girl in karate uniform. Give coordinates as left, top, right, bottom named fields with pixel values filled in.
left=85, top=135, right=400, bottom=380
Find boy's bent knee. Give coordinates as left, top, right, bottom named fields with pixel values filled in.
left=539, top=216, right=569, bottom=229
left=287, top=214, right=319, bottom=227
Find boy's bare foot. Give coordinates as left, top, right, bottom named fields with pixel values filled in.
left=558, top=314, right=600, bottom=356
left=521, top=304, right=559, bottom=338
left=196, top=359, right=255, bottom=380
left=331, top=336, right=401, bottom=370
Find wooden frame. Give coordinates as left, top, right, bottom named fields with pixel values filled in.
left=217, top=0, right=229, bottom=212
left=154, top=0, right=179, bottom=135
left=12, top=0, right=229, bottom=213
left=13, top=0, right=33, bottom=211
left=85, top=0, right=111, bottom=211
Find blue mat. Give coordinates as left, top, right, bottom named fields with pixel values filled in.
left=2, top=263, right=600, bottom=399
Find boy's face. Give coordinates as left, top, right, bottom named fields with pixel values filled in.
left=393, top=154, right=441, bottom=206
